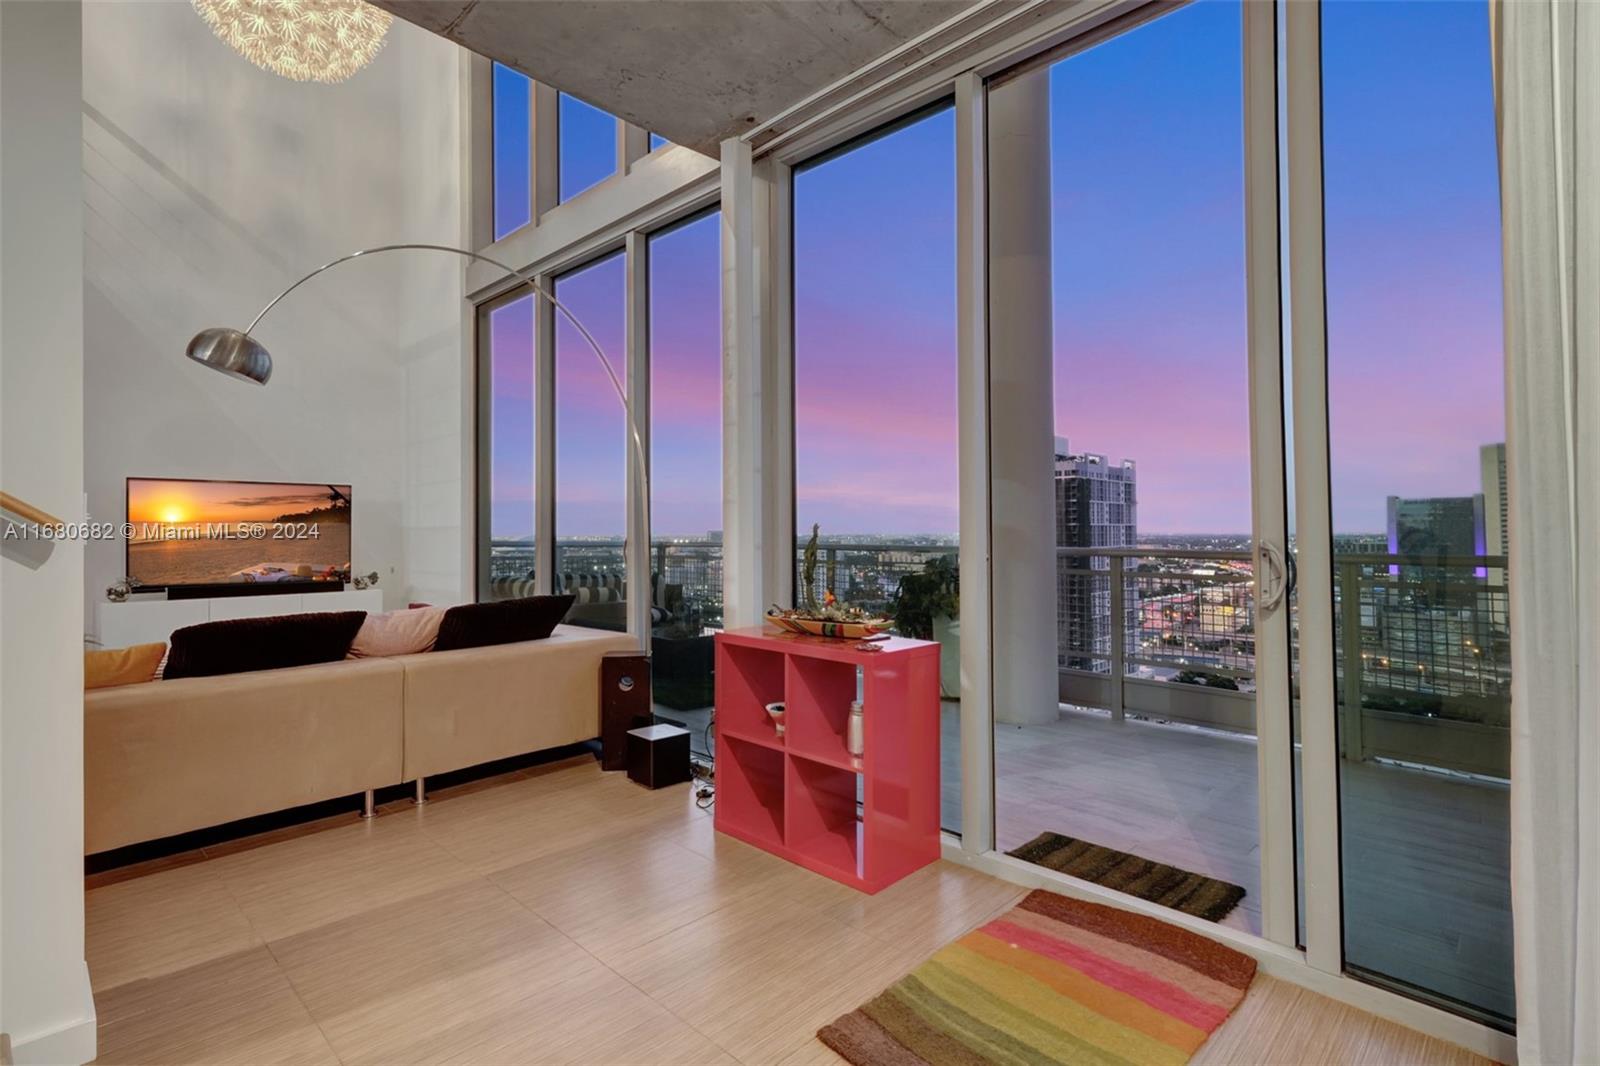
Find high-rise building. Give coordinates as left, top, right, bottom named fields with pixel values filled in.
left=1480, top=442, right=1507, bottom=584
left=1385, top=494, right=1485, bottom=577
left=1374, top=493, right=1496, bottom=696
left=1055, top=437, right=1137, bottom=672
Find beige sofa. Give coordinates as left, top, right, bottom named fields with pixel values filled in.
left=85, top=625, right=634, bottom=855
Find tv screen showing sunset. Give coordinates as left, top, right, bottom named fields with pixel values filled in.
left=126, top=478, right=352, bottom=588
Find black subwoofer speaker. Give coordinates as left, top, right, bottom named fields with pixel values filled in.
left=600, top=650, right=652, bottom=771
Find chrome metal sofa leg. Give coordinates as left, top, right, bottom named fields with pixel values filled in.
left=414, top=777, right=426, bottom=806
left=361, top=788, right=376, bottom=819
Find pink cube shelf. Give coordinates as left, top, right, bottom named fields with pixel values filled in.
left=713, top=626, right=941, bottom=893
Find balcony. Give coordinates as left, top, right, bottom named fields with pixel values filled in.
left=999, top=547, right=1513, bottom=1020
left=1051, top=547, right=1511, bottom=778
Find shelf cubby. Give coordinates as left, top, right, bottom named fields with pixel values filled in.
left=787, top=754, right=862, bottom=881
left=784, top=656, right=861, bottom=770
left=716, top=642, right=786, bottom=745
left=714, top=627, right=941, bottom=894
left=716, top=735, right=785, bottom=851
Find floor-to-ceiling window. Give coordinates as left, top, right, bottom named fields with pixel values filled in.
left=793, top=105, right=959, bottom=832
left=554, top=252, right=627, bottom=626
left=1322, top=0, right=1512, bottom=1025
left=481, top=293, right=537, bottom=600
left=648, top=211, right=722, bottom=755
left=492, top=63, right=532, bottom=240
left=559, top=93, right=618, bottom=202
left=991, top=0, right=1264, bottom=933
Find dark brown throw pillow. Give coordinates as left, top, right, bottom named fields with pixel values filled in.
left=432, top=595, right=575, bottom=652
left=164, top=611, right=368, bottom=680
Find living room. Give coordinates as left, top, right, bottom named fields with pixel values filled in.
left=1, top=1, right=1596, bottom=1064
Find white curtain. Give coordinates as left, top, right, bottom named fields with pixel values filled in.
left=1493, top=0, right=1599, bottom=1062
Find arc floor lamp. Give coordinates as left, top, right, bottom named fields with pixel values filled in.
left=186, top=242, right=650, bottom=606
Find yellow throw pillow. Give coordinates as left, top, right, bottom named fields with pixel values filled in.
left=85, top=642, right=167, bottom=690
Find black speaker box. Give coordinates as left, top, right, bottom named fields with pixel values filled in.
left=600, top=650, right=652, bottom=771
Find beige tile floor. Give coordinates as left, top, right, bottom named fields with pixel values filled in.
left=86, top=756, right=1497, bottom=1065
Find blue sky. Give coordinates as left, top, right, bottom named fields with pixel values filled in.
left=648, top=213, right=722, bottom=537
left=490, top=1, right=1505, bottom=539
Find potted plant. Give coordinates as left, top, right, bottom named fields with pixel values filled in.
left=772, top=525, right=893, bottom=638
left=890, top=555, right=960, bottom=699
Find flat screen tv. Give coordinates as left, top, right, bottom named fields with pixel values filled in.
left=126, top=478, right=352, bottom=592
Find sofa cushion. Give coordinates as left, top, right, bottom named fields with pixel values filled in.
left=85, top=642, right=167, bottom=689
left=433, top=595, right=575, bottom=652
left=164, top=611, right=368, bottom=680
left=348, top=605, right=447, bottom=658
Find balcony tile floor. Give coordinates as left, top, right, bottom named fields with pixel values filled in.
left=958, top=701, right=1514, bottom=1023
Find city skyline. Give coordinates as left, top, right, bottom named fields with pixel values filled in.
left=489, top=0, right=1504, bottom=541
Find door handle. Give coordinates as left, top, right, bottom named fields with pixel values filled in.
left=1258, top=540, right=1288, bottom=612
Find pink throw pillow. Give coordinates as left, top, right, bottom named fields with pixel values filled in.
left=347, top=605, right=447, bottom=658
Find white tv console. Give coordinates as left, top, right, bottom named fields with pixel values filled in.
left=96, top=588, right=383, bottom=648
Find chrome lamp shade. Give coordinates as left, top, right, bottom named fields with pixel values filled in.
left=186, top=327, right=272, bottom=385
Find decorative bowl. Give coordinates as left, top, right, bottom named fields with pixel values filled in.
left=765, top=608, right=893, bottom=640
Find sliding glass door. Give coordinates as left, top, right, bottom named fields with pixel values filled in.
left=973, top=0, right=1513, bottom=1029
left=1319, top=0, right=1512, bottom=1025
left=987, top=0, right=1293, bottom=940
left=974, top=3, right=1513, bottom=1027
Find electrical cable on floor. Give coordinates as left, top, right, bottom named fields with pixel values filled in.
left=693, top=711, right=715, bottom=810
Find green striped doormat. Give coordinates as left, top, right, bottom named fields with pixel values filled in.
left=1006, top=833, right=1246, bottom=923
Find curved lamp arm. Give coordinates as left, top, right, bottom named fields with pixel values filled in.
left=243, top=244, right=646, bottom=517
left=191, top=243, right=649, bottom=613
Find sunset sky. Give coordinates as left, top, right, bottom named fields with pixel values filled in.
left=127, top=480, right=350, bottom=527
left=489, top=1, right=1504, bottom=540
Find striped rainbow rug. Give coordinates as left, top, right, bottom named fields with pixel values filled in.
left=819, top=889, right=1257, bottom=1066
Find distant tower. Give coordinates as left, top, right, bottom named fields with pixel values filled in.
left=1479, top=443, right=1507, bottom=584
left=1379, top=492, right=1495, bottom=697
left=1054, top=437, right=1137, bottom=672
left=1385, top=494, right=1486, bottom=582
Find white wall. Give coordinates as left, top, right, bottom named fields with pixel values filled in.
left=1, top=2, right=95, bottom=1060
left=81, top=1, right=469, bottom=632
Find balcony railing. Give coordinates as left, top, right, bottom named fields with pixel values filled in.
left=487, top=538, right=959, bottom=631
left=1057, top=546, right=1511, bottom=778
left=488, top=538, right=726, bottom=628
left=488, top=538, right=1509, bottom=778
left=793, top=542, right=958, bottom=616
left=1330, top=552, right=1509, bottom=777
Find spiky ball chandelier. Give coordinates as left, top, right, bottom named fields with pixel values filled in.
left=191, top=0, right=392, bottom=84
